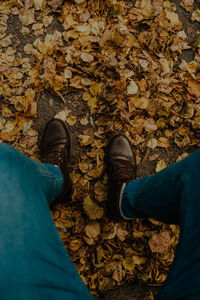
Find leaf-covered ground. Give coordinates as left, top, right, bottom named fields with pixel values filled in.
left=1, top=0, right=200, bottom=298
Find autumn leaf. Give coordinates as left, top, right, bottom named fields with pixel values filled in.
left=66, top=116, right=77, bottom=126
left=69, top=239, right=82, bottom=251
left=122, top=257, right=135, bottom=271
left=19, top=8, right=35, bottom=26
left=83, top=196, right=104, bottom=220
left=85, top=222, right=101, bottom=239
left=187, top=79, right=200, bottom=97
left=148, top=231, right=171, bottom=254
left=127, top=80, right=138, bottom=95
left=155, top=160, right=167, bottom=172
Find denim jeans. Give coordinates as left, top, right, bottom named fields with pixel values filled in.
left=122, top=149, right=200, bottom=300
left=0, top=143, right=93, bottom=300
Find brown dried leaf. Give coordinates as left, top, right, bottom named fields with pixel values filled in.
left=66, top=116, right=77, bottom=126
left=187, top=79, right=200, bottom=97
left=148, top=231, right=171, bottom=254
left=155, top=160, right=166, bottom=172
left=83, top=196, right=104, bottom=220
left=85, top=222, right=100, bottom=239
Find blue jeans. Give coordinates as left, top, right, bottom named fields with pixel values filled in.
left=0, top=143, right=93, bottom=300
left=122, top=149, right=200, bottom=300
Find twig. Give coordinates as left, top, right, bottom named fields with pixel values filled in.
left=56, top=91, right=66, bottom=104
left=142, top=148, right=150, bottom=162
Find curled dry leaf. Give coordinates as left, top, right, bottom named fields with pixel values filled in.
left=157, top=137, right=170, bottom=148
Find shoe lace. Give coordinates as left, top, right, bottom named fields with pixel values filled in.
left=111, top=160, right=135, bottom=183
left=43, top=147, right=64, bottom=167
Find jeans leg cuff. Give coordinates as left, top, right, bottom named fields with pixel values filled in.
left=119, top=183, right=133, bottom=220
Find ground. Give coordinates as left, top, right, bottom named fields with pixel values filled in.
left=1, top=0, right=200, bottom=299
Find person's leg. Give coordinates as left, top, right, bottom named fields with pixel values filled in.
left=105, top=135, right=200, bottom=299
left=121, top=150, right=200, bottom=299
left=0, top=143, right=93, bottom=300
left=121, top=150, right=200, bottom=225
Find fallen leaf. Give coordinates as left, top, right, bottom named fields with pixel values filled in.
left=155, top=160, right=166, bottom=172
left=187, top=79, right=200, bottom=97
left=80, top=117, right=89, bottom=125
left=127, top=80, right=138, bottom=95
left=69, top=239, right=82, bottom=251
left=116, top=228, right=128, bottom=242
left=122, top=257, right=135, bottom=271
left=19, top=8, right=35, bottom=26
left=157, top=137, right=170, bottom=148
left=148, top=231, right=171, bottom=254
left=192, top=9, right=200, bottom=22
left=83, top=195, right=104, bottom=220
left=81, top=52, right=94, bottom=63
left=85, top=222, right=100, bottom=239
left=147, top=138, right=157, bottom=149
left=66, top=116, right=77, bottom=126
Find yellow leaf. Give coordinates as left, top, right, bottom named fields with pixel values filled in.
left=33, top=0, right=45, bottom=10
left=147, top=138, right=157, bottom=149
left=122, top=257, right=135, bottom=271
left=132, top=256, right=147, bottom=265
left=85, top=222, right=100, bottom=239
left=192, top=9, right=200, bottom=22
left=187, top=79, right=200, bottom=97
left=156, top=160, right=166, bottom=172
left=82, top=92, right=91, bottom=101
left=80, top=52, right=94, bottom=63
left=79, top=134, right=93, bottom=146
left=19, top=8, right=35, bottom=26
left=55, top=109, right=71, bottom=121
left=127, top=80, right=138, bottom=95
left=166, top=11, right=180, bottom=27
left=157, top=137, right=170, bottom=148
left=83, top=196, right=104, bottom=220
left=66, top=116, right=77, bottom=126
left=88, top=96, right=97, bottom=111
left=90, top=83, right=102, bottom=96
left=80, top=117, right=89, bottom=125
left=69, top=239, right=82, bottom=251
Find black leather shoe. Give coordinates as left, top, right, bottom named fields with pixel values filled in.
left=40, top=118, right=72, bottom=201
left=105, top=134, right=136, bottom=219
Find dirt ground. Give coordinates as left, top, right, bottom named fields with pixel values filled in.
left=3, top=0, right=200, bottom=299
